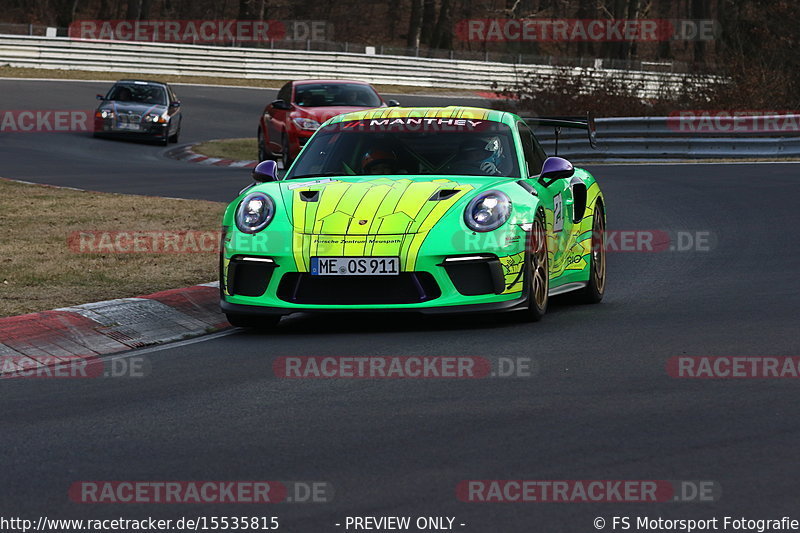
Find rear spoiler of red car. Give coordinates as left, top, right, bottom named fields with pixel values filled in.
left=526, top=112, right=597, bottom=156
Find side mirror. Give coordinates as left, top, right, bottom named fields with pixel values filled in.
left=539, top=156, right=574, bottom=185
left=386, top=99, right=400, bottom=107
left=170, top=100, right=181, bottom=108
left=252, top=160, right=278, bottom=182
left=270, top=99, right=292, bottom=111
left=96, top=94, right=105, bottom=100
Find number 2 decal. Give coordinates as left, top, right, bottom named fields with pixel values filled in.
left=553, top=193, right=564, bottom=233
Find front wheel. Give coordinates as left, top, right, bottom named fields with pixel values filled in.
left=575, top=202, right=606, bottom=303
left=519, top=211, right=549, bottom=322
left=281, top=134, right=293, bottom=169
left=169, top=119, right=181, bottom=143
left=159, top=125, right=170, bottom=146
left=257, top=128, right=273, bottom=162
left=225, top=313, right=281, bottom=330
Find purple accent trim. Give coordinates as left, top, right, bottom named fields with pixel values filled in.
left=540, top=157, right=574, bottom=180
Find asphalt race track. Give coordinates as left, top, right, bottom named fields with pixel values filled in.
left=2, top=79, right=800, bottom=531
left=0, top=79, right=483, bottom=200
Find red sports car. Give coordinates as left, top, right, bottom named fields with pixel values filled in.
left=257, top=79, right=398, bottom=167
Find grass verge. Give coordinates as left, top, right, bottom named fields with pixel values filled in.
left=0, top=178, right=225, bottom=317
left=193, top=138, right=258, bottom=161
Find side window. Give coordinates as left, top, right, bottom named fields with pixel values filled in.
left=517, top=122, right=543, bottom=177
left=277, top=83, right=291, bottom=103
left=531, top=133, right=547, bottom=169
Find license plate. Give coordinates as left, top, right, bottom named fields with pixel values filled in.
left=115, top=122, right=140, bottom=130
left=311, top=257, right=399, bottom=276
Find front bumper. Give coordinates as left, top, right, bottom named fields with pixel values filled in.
left=221, top=293, right=529, bottom=316
left=94, top=118, right=168, bottom=138
left=220, top=228, right=530, bottom=315
left=289, top=130, right=313, bottom=157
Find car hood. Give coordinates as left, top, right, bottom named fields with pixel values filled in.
left=97, top=101, right=168, bottom=115
left=275, top=175, right=510, bottom=235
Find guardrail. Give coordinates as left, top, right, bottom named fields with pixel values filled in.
left=0, top=23, right=699, bottom=72
left=0, top=35, right=691, bottom=96
left=530, top=116, right=800, bottom=159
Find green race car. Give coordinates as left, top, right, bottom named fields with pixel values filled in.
left=219, top=106, right=605, bottom=328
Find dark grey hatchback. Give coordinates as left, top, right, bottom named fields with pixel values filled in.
left=93, top=80, right=182, bottom=145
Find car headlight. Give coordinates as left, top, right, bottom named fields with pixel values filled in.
left=464, top=191, right=512, bottom=232
left=144, top=113, right=165, bottom=123
left=292, top=117, right=320, bottom=131
left=235, top=192, right=275, bottom=234
left=98, top=110, right=114, bottom=119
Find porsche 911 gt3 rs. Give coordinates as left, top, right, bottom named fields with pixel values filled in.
left=219, top=106, right=605, bottom=328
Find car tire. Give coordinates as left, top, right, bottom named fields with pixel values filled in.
left=257, top=128, right=273, bottom=162
left=160, top=126, right=170, bottom=146
left=520, top=210, right=549, bottom=322
left=281, top=134, right=293, bottom=169
left=169, top=120, right=181, bottom=143
left=574, top=202, right=606, bottom=304
left=225, top=313, right=281, bottom=330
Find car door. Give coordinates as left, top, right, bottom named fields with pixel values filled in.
left=517, top=122, right=575, bottom=274
left=265, top=82, right=292, bottom=152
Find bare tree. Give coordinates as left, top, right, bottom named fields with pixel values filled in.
left=431, top=0, right=452, bottom=49
left=407, top=0, right=422, bottom=48
left=420, top=0, right=436, bottom=45
left=126, top=0, right=142, bottom=20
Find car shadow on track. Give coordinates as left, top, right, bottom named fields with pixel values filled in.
left=236, top=296, right=580, bottom=336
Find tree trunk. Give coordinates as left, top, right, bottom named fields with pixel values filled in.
left=420, top=0, right=436, bottom=46
left=656, top=0, right=672, bottom=59
left=126, top=0, right=142, bottom=20
left=238, top=0, right=254, bottom=20
left=431, top=0, right=452, bottom=49
left=140, top=0, right=151, bottom=19
left=97, top=0, right=111, bottom=20
left=691, top=0, right=710, bottom=65
left=407, top=0, right=422, bottom=48
left=55, top=0, right=80, bottom=27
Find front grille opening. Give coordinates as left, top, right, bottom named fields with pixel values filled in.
left=277, top=272, right=440, bottom=305
left=444, top=259, right=505, bottom=296
left=227, top=259, right=276, bottom=297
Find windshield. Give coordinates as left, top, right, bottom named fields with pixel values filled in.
left=293, top=83, right=383, bottom=108
left=106, top=83, right=168, bottom=105
left=286, top=119, right=520, bottom=179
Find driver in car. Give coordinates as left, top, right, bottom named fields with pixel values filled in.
left=361, top=149, right=403, bottom=175
left=448, top=136, right=506, bottom=176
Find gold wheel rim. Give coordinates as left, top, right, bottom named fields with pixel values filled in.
left=532, top=217, right=549, bottom=309
left=592, top=208, right=606, bottom=294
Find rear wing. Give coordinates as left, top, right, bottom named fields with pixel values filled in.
left=525, top=112, right=597, bottom=156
